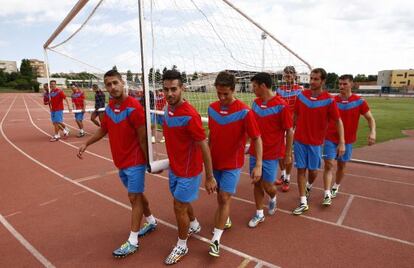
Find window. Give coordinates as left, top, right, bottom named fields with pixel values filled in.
left=400, top=81, right=406, bottom=84
left=397, top=74, right=403, bottom=77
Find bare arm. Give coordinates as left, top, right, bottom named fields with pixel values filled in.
left=136, top=125, right=148, bottom=162
left=250, top=136, right=263, bottom=183
left=362, top=111, right=376, bottom=145
left=336, top=119, right=345, bottom=157
left=197, top=139, right=217, bottom=194
left=77, top=127, right=107, bottom=159
left=65, top=98, right=72, bottom=112
left=284, top=128, right=294, bottom=165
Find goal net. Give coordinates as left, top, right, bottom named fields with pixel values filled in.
left=44, top=0, right=311, bottom=172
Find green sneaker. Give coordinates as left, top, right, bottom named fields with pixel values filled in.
left=331, top=188, right=338, bottom=198
left=292, top=203, right=309, bottom=215
left=209, top=240, right=220, bottom=257
left=112, top=241, right=138, bottom=258
left=138, top=221, right=157, bottom=237
left=322, top=195, right=332, bottom=206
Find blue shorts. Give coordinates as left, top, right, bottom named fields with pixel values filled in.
left=323, top=140, right=353, bottom=162
left=294, top=141, right=322, bottom=170
left=74, top=112, right=84, bottom=121
left=119, top=164, right=146, bottom=193
left=213, top=168, right=241, bottom=194
left=249, top=156, right=278, bottom=183
left=50, top=110, right=63, bottom=123
left=169, top=170, right=201, bottom=203
left=151, top=113, right=164, bottom=125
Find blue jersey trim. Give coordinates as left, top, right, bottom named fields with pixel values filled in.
left=251, top=102, right=284, bottom=117
left=337, top=99, right=364, bottom=111
left=105, top=106, right=135, bottom=124
left=297, top=93, right=333, bottom=108
left=208, top=106, right=249, bottom=125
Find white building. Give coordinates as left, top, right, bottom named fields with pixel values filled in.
left=297, top=73, right=310, bottom=84
left=37, top=77, right=67, bottom=88
left=0, top=60, right=18, bottom=73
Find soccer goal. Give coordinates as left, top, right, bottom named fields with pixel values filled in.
left=43, top=0, right=311, bottom=172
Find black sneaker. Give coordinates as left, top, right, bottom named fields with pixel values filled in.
left=209, top=240, right=220, bottom=257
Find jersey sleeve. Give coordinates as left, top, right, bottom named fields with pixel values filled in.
left=129, top=103, right=145, bottom=128
left=188, top=113, right=206, bottom=142
left=245, top=110, right=261, bottom=139
left=101, top=112, right=108, bottom=131
left=328, top=100, right=340, bottom=121
left=60, top=90, right=66, bottom=99
left=281, top=105, right=293, bottom=130
left=360, top=99, right=370, bottom=115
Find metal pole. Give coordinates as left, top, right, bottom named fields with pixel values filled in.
left=43, top=49, right=52, bottom=104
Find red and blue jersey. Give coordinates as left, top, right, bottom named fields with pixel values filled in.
left=155, top=92, right=166, bottom=111
left=249, top=96, right=293, bottom=160
left=325, top=94, right=370, bottom=144
left=43, top=92, right=50, bottom=105
left=101, top=96, right=146, bottom=169
left=71, top=89, right=85, bottom=110
left=276, top=84, right=302, bottom=113
left=294, top=90, right=340, bottom=146
left=163, top=101, right=206, bottom=178
left=49, top=88, right=66, bottom=111
left=208, top=99, right=261, bottom=170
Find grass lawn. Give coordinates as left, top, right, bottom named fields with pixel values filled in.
left=0, top=87, right=33, bottom=93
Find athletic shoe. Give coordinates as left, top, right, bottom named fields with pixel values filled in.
left=322, top=195, right=332, bottom=206
left=151, top=136, right=156, bottom=144
left=112, top=241, right=138, bottom=258
left=305, top=185, right=312, bottom=199
left=248, top=214, right=265, bottom=228
left=77, top=132, right=85, bottom=138
left=209, top=240, right=220, bottom=257
left=331, top=188, right=338, bottom=198
left=49, top=136, right=60, bottom=142
left=63, top=128, right=70, bottom=137
left=292, top=203, right=309, bottom=215
left=160, top=136, right=165, bottom=143
left=188, top=223, right=201, bottom=236
left=268, top=199, right=277, bottom=215
left=275, top=175, right=284, bottom=185
left=281, top=180, right=290, bottom=192
left=224, top=217, right=232, bottom=230
left=164, top=245, right=188, bottom=265
left=138, top=221, right=157, bottom=238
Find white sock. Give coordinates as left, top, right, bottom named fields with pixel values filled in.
left=212, top=228, right=224, bottom=243
left=177, top=238, right=187, bottom=249
left=324, top=190, right=331, bottom=197
left=54, top=134, right=60, bottom=138
left=332, top=183, right=340, bottom=190
left=300, top=196, right=307, bottom=205
left=306, top=182, right=313, bottom=189
left=80, top=129, right=84, bottom=134
left=64, top=128, right=69, bottom=133
left=256, top=209, right=264, bottom=218
left=146, top=215, right=156, bottom=225
left=190, top=218, right=199, bottom=229
left=270, top=196, right=276, bottom=203
left=285, top=174, right=291, bottom=182
left=128, top=231, right=139, bottom=246
left=281, top=170, right=286, bottom=177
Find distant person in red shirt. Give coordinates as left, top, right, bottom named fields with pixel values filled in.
left=275, top=66, right=303, bottom=191
left=70, top=84, right=86, bottom=137
left=162, top=70, right=216, bottom=265
left=292, top=68, right=345, bottom=215
left=323, top=74, right=376, bottom=199
left=249, top=72, right=293, bottom=228
left=42, top=83, right=50, bottom=107
left=49, top=80, right=71, bottom=142
left=77, top=70, right=157, bottom=259
left=151, top=89, right=166, bottom=143
left=208, top=71, right=262, bottom=257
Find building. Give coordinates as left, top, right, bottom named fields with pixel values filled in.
left=37, top=77, right=67, bottom=89
left=29, top=59, right=47, bottom=77
left=0, top=60, right=18, bottom=73
left=377, top=69, right=414, bottom=90
left=297, top=73, right=310, bottom=84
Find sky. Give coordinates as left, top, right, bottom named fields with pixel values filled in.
left=0, top=0, right=413, bottom=76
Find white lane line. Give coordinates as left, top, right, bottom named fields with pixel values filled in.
left=73, top=191, right=87, bottom=196
left=337, top=195, right=355, bottom=225
left=24, top=96, right=414, bottom=248
left=4, top=96, right=280, bottom=268
left=254, top=263, right=263, bottom=268
left=345, top=172, right=414, bottom=187
left=39, top=199, right=58, bottom=207
left=0, top=97, right=55, bottom=268
left=74, top=170, right=118, bottom=183
left=5, top=211, right=22, bottom=218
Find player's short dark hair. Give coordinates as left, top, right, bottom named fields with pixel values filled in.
left=283, top=66, right=296, bottom=74
left=104, top=69, right=122, bottom=80
left=162, top=70, right=183, bottom=86
left=50, top=80, right=56, bottom=84
left=92, top=84, right=98, bottom=89
left=214, top=71, right=236, bottom=90
left=251, top=72, right=272, bottom=88
left=339, top=74, right=353, bottom=82
left=311, top=68, right=327, bottom=80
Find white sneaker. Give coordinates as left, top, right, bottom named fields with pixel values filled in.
left=151, top=136, right=156, bottom=143
left=188, top=223, right=201, bottom=236
left=160, top=136, right=165, bottom=143
left=63, top=128, right=70, bottom=137
left=248, top=214, right=265, bottom=228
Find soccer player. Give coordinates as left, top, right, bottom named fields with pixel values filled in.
left=70, top=84, right=86, bottom=137
left=42, top=83, right=50, bottom=107
left=292, top=68, right=345, bottom=215
left=248, top=72, right=293, bottom=227
left=208, top=71, right=262, bottom=257
left=49, top=80, right=71, bottom=142
left=275, top=66, right=302, bottom=191
left=323, top=74, right=376, bottom=199
left=162, top=70, right=216, bottom=265
left=77, top=70, right=157, bottom=258
left=151, top=89, right=166, bottom=143
left=90, top=84, right=106, bottom=127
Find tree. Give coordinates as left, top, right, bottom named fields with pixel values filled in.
left=148, top=67, right=154, bottom=83
left=134, top=74, right=141, bottom=83
left=20, top=59, right=34, bottom=78
left=0, top=70, right=6, bottom=86
left=192, top=71, right=198, bottom=81
left=112, top=65, right=118, bottom=71
left=154, top=69, right=161, bottom=84
left=172, top=65, right=178, bottom=71
left=181, top=71, right=187, bottom=83
left=367, top=75, right=378, bottom=82
left=126, top=70, right=133, bottom=81
left=325, top=72, right=339, bottom=90
left=162, top=67, right=168, bottom=75
left=354, top=74, right=368, bottom=82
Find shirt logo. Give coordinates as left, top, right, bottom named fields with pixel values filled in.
left=260, top=105, right=267, bottom=108
left=168, top=111, right=174, bottom=116
left=219, top=110, right=229, bottom=114
left=310, top=97, right=317, bottom=100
